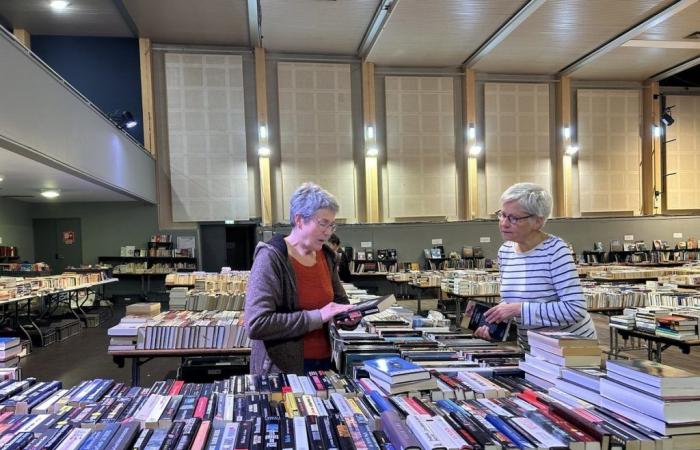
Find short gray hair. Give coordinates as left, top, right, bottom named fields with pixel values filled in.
left=500, top=182, right=552, bottom=221
left=289, top=182, right=340, bottom=226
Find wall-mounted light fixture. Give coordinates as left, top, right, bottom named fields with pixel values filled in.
left=366, top=146, right=379, bottom=157
left=565, top=145, right=579, bottom=156
left=258, top=146, right=271, bottom=157
left=563, top=127, right=571, bottom=139
left=467, top=125, right=476, bottom=140
left=366, top=125, right=375, bottom=140
left=469, top=145, right=482, bottom=156
left=259, top=125, right=268, bottom=140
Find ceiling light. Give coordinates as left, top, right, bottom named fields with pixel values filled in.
left=258, top=146, right=271, bottom=157
left=366, top=146, right=379, bottom=157
left=563, top=127, right=571, bottom=139
left=467, top=125, right=476, bottom=140
left=40, top=189, right=60, bottom=199
left=0, top=176, right=4, bottom=183
left=259, top=125, right=268, bottom=140
left=653, top=125, right=662, bottom=137
left=50, top=1, right=69, bottom=10
left=469, top=145, right=482, bottom=156
left=366, top=126, right=375, bottom=140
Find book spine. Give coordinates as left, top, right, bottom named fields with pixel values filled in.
left=104, top=421, right=140, bottom=450
left=293, top=416, right=311, bottom=450
left=234, top=420, right=252, bottom=450
left=189, top=420, right=211, bottom=450
left=263, top=416, right=281, bottom=450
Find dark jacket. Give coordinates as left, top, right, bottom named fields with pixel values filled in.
left=244, top=234, right=348, bottom=375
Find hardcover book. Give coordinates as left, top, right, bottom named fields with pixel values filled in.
left=363, top=357, right=429, bottom=384
left=463, top=301, right=511, bottom=342
left=334, top=295, right=396, bottom=322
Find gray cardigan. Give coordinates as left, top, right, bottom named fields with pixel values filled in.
left=244, top=234, right=348, bottom=375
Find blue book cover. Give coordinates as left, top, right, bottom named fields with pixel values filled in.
left=363, top=357, right=423, bottom=377
left=465, top=302, right=511, bottom=341
left=0, top=337, right=20, bottom=348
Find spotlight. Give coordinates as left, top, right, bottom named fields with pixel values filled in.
left=653, top=125, right=662, bottom=137
left=108, top=110, right=138, bottom=130
left=469, top=145, right=482, bottom=156
left=0, top=175, right=4, bottom=183
left=259, top=125, right=268, bottom=140
left=40, top=189, right=60, bottom=199
left=366, top=146, right=379, bottom=157
left=661, top=108, right=674, bottom=127
left=258, top=146, right=271, bottom=157
left=563, top=127, right=571, bottom=139
left=467, top=125, right=476, bottom=140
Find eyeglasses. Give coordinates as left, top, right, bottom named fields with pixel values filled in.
left=314, top=218, right=337, bottom=233
left=495, top=210, right=533, bottom=225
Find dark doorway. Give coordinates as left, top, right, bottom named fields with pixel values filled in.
left=33, top=218, right=83, bottom=274
left=200, top=223, right=258, bottom=272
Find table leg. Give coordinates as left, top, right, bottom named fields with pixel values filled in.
left=655, top=341, right=662, bottom=363
left=132, top=357, right=140, bottom=387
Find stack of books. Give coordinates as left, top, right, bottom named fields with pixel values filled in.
left=519, top=330, right=601, bottom=390
left=609, top=313, right=635, bottom=330
left=601, top=360, right=700, bottom=437
left=0, top=337, right=21, bottom=371
left=656, top=314, right=699, bottom=340
left=363, top=357, right=436, bottom=394
left=126, top=302, right=161, bottom=317
left=636, top=307, right=673, bottom=333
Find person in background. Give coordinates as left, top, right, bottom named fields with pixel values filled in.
left=474, top=182, right=596, bottom=348
left=245, top=182, right=358, bottom=375
left=328, top=233, right=352, bottom=283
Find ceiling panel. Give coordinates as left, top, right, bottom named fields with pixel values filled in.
left=473, top=0, right=674, bottom=74
left=0, top=149, right=135, bottom=203
left=367, top=0, right=525, bottom=67
left=570, top=46, right=700, bottom=80
left=124, top=0, right=249, bottom=45
left=0, top=0, right=132, bottom=37
left=260, top=0, right=379, bottom=55
left=638, top=0, right=700, bottom=40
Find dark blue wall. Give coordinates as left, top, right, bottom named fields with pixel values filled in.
left=31, top=35, right=144, bottom=144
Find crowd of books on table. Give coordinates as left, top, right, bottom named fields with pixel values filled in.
left=167, top=272, right=249, bottom=312
left=0, top=272, right=110, bottom=301
left=107, top=303, right=249, bottom=352
left=1, top=328, right=700, bottom=449
left=609, top=305, right=700, bottom=340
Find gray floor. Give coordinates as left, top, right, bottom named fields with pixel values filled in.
left=16, top=306, right=700, bottom=388
left=18, top=301, right=179, bottom=388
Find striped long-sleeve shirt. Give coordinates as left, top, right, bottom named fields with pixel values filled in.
left=498, top=235, right=596, bottom=347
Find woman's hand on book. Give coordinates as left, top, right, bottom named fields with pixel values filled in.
left=473, top=325, right=492, bottom=340
left=483, top=303, right=521, bottom=323
left=320, top=302, right=354, bottom=322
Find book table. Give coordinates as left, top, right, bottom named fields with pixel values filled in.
left=109, top=347, right=251, bottom=386
left=609, top=326, right=700, bottom=363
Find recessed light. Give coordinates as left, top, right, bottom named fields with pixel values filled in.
left=50, top=1, right=69, bottom=10
left=40, top=189, right=60, bottom=199
left=0, top=176, right=4, bottom=182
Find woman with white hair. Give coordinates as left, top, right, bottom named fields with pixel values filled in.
left=245, top=182, right=357, bottom=375
left=474, top=182, right=596, bottom=347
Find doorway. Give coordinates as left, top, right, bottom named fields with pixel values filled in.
left=33, top=218, right=83, bottom=274
left=200, top=223, right=257, bottom=271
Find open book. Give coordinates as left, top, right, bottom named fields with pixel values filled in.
left=334, top=294, right=396, bottom=321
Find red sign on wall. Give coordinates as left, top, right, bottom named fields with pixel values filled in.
left=63, top=231, right=75, bottom=245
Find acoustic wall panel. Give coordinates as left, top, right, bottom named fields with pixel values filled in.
left=278, top=62, right=357, bottom=221
left=484, top=83, right=551, bottom=214
left=577, top=89, right=640, bottom=214
left=385, top=76, right=456, bottom=220
left=165, top=53, right=250, bottom=222
left=666, top=95, right=700, bottom=210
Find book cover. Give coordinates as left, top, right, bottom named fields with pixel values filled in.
left=334, top=294, right=396, bottom=322
left=463, top=301, right=511, bottom=341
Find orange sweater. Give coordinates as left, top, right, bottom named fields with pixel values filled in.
left=291, top=251, right=333, bottom=359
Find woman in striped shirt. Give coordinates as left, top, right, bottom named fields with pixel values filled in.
left=474, top=182, right=596, bottom=348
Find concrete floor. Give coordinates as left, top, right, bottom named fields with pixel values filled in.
left=16, top=303, right=700, bottom=388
